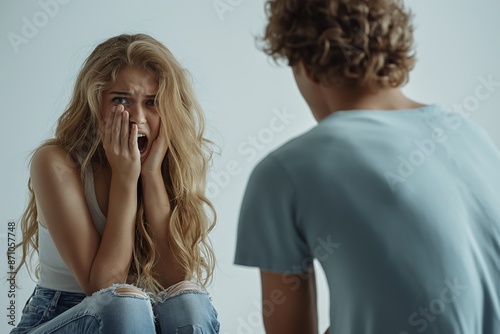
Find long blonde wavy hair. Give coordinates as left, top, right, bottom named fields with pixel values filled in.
left=15, top=34, right=216, bottom=293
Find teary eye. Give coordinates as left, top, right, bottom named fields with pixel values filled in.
left=146, top=99, right=156, bottom=107
left=112, top=97, right=128, bottom=105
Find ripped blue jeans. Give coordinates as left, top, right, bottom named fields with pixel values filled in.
left=10, top=282, right=219, bottom=334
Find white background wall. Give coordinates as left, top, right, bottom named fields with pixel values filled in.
left=1, top=0, right=499, bottom=333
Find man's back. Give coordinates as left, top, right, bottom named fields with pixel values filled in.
left=235, top=105, right=500, bottom=333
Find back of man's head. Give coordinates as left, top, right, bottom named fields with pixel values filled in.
left=260, top=0, right=416, bottom=90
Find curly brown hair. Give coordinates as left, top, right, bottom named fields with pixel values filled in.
left=260, top=0, right=416, bottom=89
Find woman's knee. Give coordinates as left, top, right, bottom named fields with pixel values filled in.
left=97, top=284, right=151, bottom=312
left=154, top=285, right=219, bottom=333
left=89, top=284, right=155, bottom=333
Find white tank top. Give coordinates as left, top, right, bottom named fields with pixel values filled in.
left=38, top=164, right=106, bottom=293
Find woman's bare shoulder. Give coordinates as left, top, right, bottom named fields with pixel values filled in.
left=31, top=144, right=80, bottom=181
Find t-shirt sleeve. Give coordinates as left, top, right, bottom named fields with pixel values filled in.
left=234, top=155, right=313, bottom=274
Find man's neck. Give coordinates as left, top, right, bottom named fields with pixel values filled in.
left=314, top=86, right=426, bottom=121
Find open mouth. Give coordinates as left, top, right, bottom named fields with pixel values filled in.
left=137, top=134, right=148, bottom=153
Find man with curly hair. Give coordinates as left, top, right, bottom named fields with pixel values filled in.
left=235, top=0, right=500, bottom=333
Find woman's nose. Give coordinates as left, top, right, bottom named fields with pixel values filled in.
left=128, top=105, right=146, bottom=125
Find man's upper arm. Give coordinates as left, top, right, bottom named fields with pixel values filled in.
left=260, top=269, right=318, bottom=334
left=236, top=155, right=320, bottom=331
left=235, top=155, right=312, bottom=272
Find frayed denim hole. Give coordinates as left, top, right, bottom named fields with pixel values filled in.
left=156, top=290, right=209, bottom=304
left=112, top=286, right=149, bottom=300
left=90, top=283, right=123, bottom=297
left=91, top=283, right=149, bottom=300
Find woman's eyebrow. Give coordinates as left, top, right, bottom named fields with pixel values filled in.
left=109, top=91, right=130, bottom=96
left=109, top=91, right=156, bottom=98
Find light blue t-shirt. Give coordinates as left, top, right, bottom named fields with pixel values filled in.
left=235, top=105, right=500, bottom=334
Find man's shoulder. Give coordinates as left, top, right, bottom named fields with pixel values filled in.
left=265, top=120, right=355, bottom=163
left=271, top=124, right=328, bottom=155
left=249, top=126, right=329, bottom=180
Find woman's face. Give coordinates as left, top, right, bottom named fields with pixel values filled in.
left=101, top=66, right=161, bottom=163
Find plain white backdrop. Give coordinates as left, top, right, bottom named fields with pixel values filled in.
left=1, top=0, right=499, bottom=333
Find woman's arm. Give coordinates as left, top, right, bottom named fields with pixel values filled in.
left=141, top=172, right=185, bottom=287
left=140, top=125, right=185, bottom=287
left=32, top=108, right=141, bottom=295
